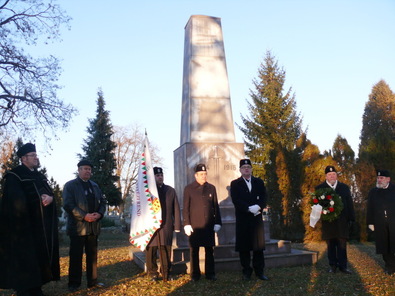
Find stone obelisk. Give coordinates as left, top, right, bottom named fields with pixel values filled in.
left=174, top=15, right=245, bottom=247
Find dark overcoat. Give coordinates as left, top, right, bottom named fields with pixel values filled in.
left=366, top=183, right=395, bottom=254
left=182, top=181, right=222, bottom=247
left=148, top=184, right=181, bottom=246
left=0, top=165, right=60, bottom=291
left=230, top=176, right=267, bottom=251
left=315, top=181, right=355, bottom=240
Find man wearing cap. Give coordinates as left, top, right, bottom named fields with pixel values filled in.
left=183, top=164, right=222, bottom=281
left=315, top=165, right=355, bottom=274
left=0, top=143, right=60, bottom=296
left=367, top=170, right=395, bottom=275
left=145, top=167, right=181, bottom=281
left=63, top=160, right=106, bottom=291
left=230, top=159, right=268, bottom=281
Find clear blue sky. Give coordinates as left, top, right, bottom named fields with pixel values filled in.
left=32, top=0, right=395, bottom=187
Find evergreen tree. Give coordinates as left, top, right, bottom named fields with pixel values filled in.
left=80, top=90, right=121, bottom=206
left=359, top=80, right=395, bottom=170
left=356, top=79, right=395, bottom=240
left=0, top=138, right=24, bottom=196
left=238, top=51, right=304, bottom=239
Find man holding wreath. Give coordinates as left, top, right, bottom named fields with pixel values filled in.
left=315, top=165, right=355, bottom=274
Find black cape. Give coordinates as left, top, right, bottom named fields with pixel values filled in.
left=367, top=183, right=395, bottom=254
left=0, top=165, right=60, bottom=291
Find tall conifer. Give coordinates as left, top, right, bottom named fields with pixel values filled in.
left=238, top=51, right=303, bottom=239
left=80, top=90, right=121, bottom=206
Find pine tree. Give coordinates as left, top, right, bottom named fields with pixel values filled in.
left=0, top=137, right=23, bottom=196
left=359, top=80, right=395, bottom=170
left=356, top=79, right=395, bottom=240
left=238, top=51, right=304, bottom=239
left=80, top=90, right=121, bottom=206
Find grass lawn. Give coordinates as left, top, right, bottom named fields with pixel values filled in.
left=1, top=228, right=395, bottom=296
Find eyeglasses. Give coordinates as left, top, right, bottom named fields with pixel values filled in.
left=25, top=154, right=38, bottom=158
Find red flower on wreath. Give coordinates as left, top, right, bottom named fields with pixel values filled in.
left=326, top=195, right=332, bottom=200
left=313, top=198, right=319, bottom=204
left=329, top=207, right=334, bottom=212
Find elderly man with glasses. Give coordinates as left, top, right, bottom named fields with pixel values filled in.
left=0, top=143, right=60, bottom=296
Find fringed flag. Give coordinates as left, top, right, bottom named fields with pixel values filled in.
left=129, top=135, right=162, bottom=251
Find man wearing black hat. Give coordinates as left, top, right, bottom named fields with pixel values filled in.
left=315, top=165, right=355, bottom=274
left=367, top=170, right=395, bottom=275
left=145, top=167, right=181, bottom=281
left=0, top=143, right=60, bottom=296
left=63, top=160, right=106, bottom=291
left=230, top=159, right=268, bottom=281
left=183, top=164, right=222, bottom=281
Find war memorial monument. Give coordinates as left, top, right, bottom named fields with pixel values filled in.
left=132, top=15, right=317, bottom=274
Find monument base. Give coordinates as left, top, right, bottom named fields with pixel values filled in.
left=130, top=221, right=318, bottom=274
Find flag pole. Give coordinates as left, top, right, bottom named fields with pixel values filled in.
left=156, top=227, right=168, bottom=281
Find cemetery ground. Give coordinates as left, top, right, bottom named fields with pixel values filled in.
left=1, top=228, right=395, bottom=296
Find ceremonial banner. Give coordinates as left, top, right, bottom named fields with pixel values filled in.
left=129, top=136, right=162, bottom=251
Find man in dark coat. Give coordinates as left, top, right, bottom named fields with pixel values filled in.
left=145, top=167, right=181, bottom=281
left=63, top=160, right=106, bottom=292
left=230, top=159, right=268, bottom=281
left=0, top=143, right=60, bottom=296
left=315, top=165, right=355, bottom=274
left=183, top=164, right=222, bottom=281
left=367, top=170, right=395, bottom=275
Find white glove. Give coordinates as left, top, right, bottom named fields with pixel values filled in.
left=248, top=205, right=261, bottom=215
left=184, top=225, right=193, bottom=236
left=214, top=224, right=221, bottom=232
left=368, top=224, right=375, bottom=231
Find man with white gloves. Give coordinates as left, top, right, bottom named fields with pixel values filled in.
left=367, top=170, right=395, bottom=275
left=182, top=164, right=222, bottom=281
left=230, top=159, right=269, bottom=281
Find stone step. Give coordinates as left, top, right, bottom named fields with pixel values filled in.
left=130, top=242, right=317, bottom=274
left=171, top=239, right=292, bottom=262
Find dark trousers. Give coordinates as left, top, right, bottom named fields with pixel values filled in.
left=382, top=253, right=395, bottom=273
left=326, top=238, right=347, bottom=269
left=16, top=286, right=43, bottom=296
left=190, top=246, right=215, bottom=279
left=146, top=245, right=172, bottom=277
left=239, top=250, right=265, bottom=276
left=68, top=235, right=98, bottom=287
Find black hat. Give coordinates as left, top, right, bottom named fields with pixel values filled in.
left=153, top=167, right=163, bottom=175
left=77, top=159, right=93, bottom=168
left=377, top=170, right=390, bottom=177
left=17, top=143, right=36, bottom=158
left=195, top=164, right=207, bottom=172
left=325, top=166, right=337, bottom=174
left=239, top=159, right=252, bottom=167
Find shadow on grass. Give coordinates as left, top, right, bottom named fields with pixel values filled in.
left=2, top=233, right=394, bottom=295
left=166, top=242, right=375, bottom=296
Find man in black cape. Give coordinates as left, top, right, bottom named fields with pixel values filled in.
left=367, top=170, right=395, bottom=275
left=0, top=143, right=60, bottom=296
left=230, top=159, right=268, bottom=281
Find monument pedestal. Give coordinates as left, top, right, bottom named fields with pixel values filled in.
left=130, top=221, right=318, bottom=273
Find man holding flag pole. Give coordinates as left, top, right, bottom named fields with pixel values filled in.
left=130, top=135, right=179, bottom=281
left=145, top=167, right=181, bottom=281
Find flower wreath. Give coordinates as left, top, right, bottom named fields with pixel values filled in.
left=310, top=187, right=344, bottom=222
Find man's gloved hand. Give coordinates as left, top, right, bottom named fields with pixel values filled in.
left=184, top=225, right=193, bottom=236
left=248, top=204, right=261, bottom=216
left=214, top=224, right=221, bottom=233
